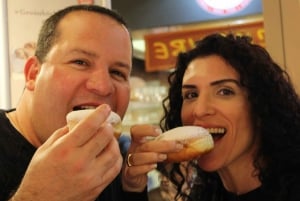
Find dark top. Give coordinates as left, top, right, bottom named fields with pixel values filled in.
left=188, top=177, right=300, bottom=201
left=224, top=185, right=300, bottom=201
left=148, top=187, right=170, bottom=201
left=224, top=187, right=265, bottom=201
left=0, top=109, right=148, bottom=201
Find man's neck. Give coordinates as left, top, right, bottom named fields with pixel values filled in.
left=7, top=105, right=41, bottom=147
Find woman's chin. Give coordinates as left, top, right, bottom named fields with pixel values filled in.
left=196, top=156, right=220, bottom=172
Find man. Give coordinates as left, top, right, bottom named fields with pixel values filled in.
left=0, top=5, right=145, bottom=201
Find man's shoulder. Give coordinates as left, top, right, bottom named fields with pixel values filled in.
left=0, top=109, right=15, bottom=130
left=0, top=109, right=20, bottom=141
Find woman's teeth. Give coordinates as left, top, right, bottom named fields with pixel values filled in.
left=207, top=128, right=226, bottom=134
left=206, top=127, right=226, bottom=141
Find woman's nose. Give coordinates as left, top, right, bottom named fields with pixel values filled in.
left=193, top=94, right=215, bottom=118
left=86, top=70, right=114, bottom=96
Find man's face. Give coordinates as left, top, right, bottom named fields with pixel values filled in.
left=26, top=11, right=132, bottom=144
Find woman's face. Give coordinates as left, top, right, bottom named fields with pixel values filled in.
left=181, top=55, right=257, bottom=172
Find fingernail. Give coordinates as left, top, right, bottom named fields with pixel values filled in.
left=100, top=104, right=111, bottom=113
left=139, top=137, right=148, bottom=143
left=151, top=164, right=157, bottom=169
left=155, top=128, right=162, bottom=134
left=158, top=154, right=167, bottom=161
left=175, top=143, right=184, bottom=150
left=145, top=136, right=156, bottom=141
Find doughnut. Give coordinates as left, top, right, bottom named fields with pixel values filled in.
left=155, top=126, right=214, bottom=162
left=66, top=109, right=122, bottom=139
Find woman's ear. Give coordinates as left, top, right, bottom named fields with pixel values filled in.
left=24, top=56, right=40, bottom=91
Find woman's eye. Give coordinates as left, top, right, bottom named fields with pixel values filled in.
left=182, top=91, right=198, bottom=100
left=218, top=88, right=235, bottom=96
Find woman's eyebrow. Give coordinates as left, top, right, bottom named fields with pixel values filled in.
left=210, top=79, right=241, bottom=86
left=182, top=79, right=240, bottom=89
left=182, top=84, right=196, bottom=89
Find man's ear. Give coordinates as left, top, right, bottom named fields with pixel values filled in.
left=24, top=56, right=40, bottom=90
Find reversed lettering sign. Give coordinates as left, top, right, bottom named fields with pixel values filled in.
left=145, top=21, right=264, bottom=72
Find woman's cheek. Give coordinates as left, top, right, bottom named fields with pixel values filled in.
left=181, top=104, right=193, bottom=124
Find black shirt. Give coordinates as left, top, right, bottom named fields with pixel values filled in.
left=224, top=187, right=265, bottom=201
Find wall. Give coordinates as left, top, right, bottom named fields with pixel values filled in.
left=6, top=0, right=111, bottom=108
left=263, top=0, right=300, bottom=92
left=0, top=0, right=11, bottom=109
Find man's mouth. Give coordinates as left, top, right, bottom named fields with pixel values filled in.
left=73, top=105, right=97, bottom=111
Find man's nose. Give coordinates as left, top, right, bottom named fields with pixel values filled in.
left=86, top=70, right=114, bottom=96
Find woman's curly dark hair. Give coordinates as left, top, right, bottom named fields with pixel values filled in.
left=159, top=33, right=300, bottom=201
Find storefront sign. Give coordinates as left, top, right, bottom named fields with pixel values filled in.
left=145, top=21, right=264, bottom=72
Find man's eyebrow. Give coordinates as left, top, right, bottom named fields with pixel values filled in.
left=69, top=49, right=131, bottom=69
left=114, top=61, right=131, bottom=69
left=69, top=48, right=98, bottom=57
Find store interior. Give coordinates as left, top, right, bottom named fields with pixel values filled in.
left=111, top=0, right=264, bottom=132
left=2, top=0, right=300, bottom=128
left=1, top=0, right=300, bottom=197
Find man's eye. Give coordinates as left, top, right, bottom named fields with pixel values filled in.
left=110, top=69, right=127, bottom=81
left=73, top=60, right=87, bottom=66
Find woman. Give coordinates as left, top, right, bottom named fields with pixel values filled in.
left=159, top=33, right=300, bottom=201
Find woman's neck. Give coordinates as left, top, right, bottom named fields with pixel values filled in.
left=218, top=151, right=261, bottom=195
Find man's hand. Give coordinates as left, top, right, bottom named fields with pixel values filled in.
left=11, top=104, right=123, bottom=201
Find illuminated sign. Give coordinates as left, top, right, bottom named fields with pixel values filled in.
left=145, top=21, right=264, bottom=72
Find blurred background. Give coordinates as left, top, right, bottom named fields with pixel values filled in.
left=1, top=0, right=300, bottom=197
left=1, top=0, right=300, bottom=132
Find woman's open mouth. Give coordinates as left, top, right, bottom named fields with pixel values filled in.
left=206, top=127, right=226, bottom=142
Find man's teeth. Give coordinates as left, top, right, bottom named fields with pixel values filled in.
left=207, top=128, right=226, bottom=134
left=81, top=106, right=96, bottom=109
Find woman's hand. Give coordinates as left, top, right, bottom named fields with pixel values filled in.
left=121, top=124, right=183, bottom=192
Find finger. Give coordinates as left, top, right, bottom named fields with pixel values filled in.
left=66, top=104, right=111, bottom=147
left=93, top=156, right=123, bottom=193
left=97, top=137, right=123, bottom=172
left=83, top=123, right=114, bottom=159
left=130, top=124, right=162, bottom=143
left=126, top=152, right=167, bottom=167
left=92, top=138, right=123, bottom=180
left=41, top=127, right=69, bottom=148
left=137, top=140, right=184, bottom=153
left=83, top=144, right=123, bottom=196
left=125, top=163, right=157, bottom=178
